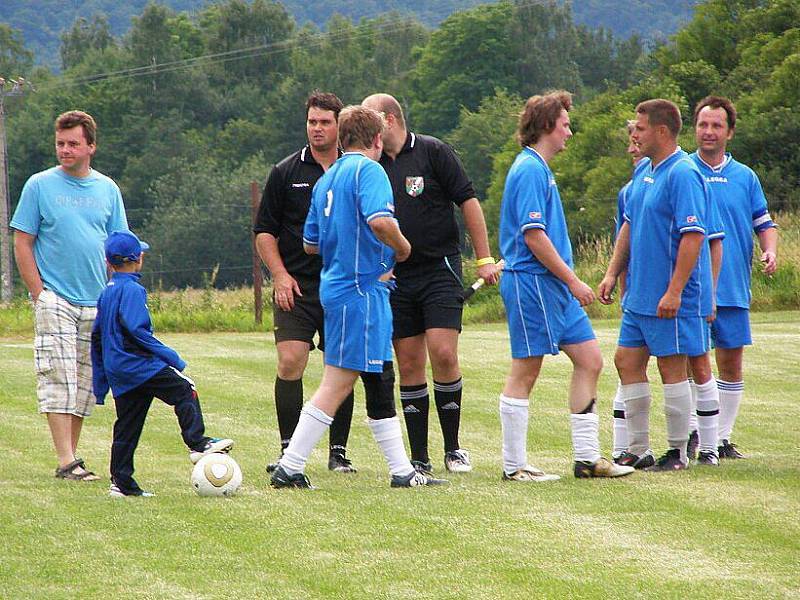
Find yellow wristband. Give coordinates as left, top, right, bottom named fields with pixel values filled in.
left=476, top=257, right=496, bottom=267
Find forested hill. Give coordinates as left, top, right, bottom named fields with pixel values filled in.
left=2, top=0, right=698, bottom=68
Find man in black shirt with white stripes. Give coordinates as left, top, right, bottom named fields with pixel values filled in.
left=363, top=93, right=500, bottom=474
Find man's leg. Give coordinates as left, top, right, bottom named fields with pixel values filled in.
left=500, top=356, right=542, bottom=476
left=656, top=354, right=691, bottom=466
left=687, top=353, right=720, bottom=464
left=716, top=346, right=745, bottom=451
left=274, top=340, right=311, bottom=456
left=394, top=334, right=431, bottom=465
left=614, top=345, right=653, bottom=463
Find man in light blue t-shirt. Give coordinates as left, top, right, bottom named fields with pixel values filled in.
left=11, top=110, right=127, bottom=482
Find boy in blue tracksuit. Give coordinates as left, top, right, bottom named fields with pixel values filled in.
left=91, top=230, right=233, bottom=497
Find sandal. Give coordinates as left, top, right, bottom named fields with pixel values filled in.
left=55, top=458, right=100, bottom=481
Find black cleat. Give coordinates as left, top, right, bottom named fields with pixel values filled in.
left=266, top=450, right=284, bottom=474
left=687, top=430, right=699, bottom=462
left=614, top=450, right=656, bottom=469
left=645, top=448, right=688, bottom=472
left=270, top=465, right=314, bottom=489
left=718, top=439, right=746, bottom=459
left=696, top=450, right=719, bottom=466
left=410, top=459, right=434, bottom=476
left=328, top=452, right=357, bottom=473
left=390, top=470, right=449, bottom=488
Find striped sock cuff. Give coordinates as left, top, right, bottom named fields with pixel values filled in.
left=400, top=383, right=428, bottom=401
left=717, top=379, right=744, bottom=392
left=433, top=378, right=463, bottom=393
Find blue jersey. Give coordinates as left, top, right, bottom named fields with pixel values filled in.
left=11, top=167, right=128, bottom=306
left=690, top=152, right=775, bottom=308
left=303, top=152, right=396, bottom=309
left=616, top=158, right=650, bottom=236
left=623, top=148, right=714, bottom=317
left=499, top=147, right=572, bottom=275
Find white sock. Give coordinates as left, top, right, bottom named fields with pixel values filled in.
left=571, top=412, right=601, bottom=463
left=611, top=382, right=628, bottom=458
left=620, top=382, right=651, bottom=457
left=279, top=404, right=333, bottom=475
left=687, top=378, right=698, bottom=434
left=717, top=379, right=744, bottom=443
left=499, top=394, right=529, bottom=474
left=663, top=381, right=691, bottom=464
left=368, top=416, right=414, bottom=477
left=695, top=377, right=720, bottom=453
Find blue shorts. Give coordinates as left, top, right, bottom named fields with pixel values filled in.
left=711, top=306, right=752, bottom=349
left=500, top=271, right=595, bottom=358
left=323, top=286, right=393, bottom=373
left=618, top=311, right=710, bottom=357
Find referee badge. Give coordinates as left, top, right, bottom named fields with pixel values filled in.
left=405, top=176, right=424, bottom=197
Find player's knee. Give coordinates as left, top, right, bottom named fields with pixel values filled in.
left=429, top=347, right=459, bottom=376
left=276, top=354, right=306, bottom=380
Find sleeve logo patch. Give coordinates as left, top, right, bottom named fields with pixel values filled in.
left=405, top=176, right=424, bottom=197
left=686, top=215, right=697, bottom=223
left=529, top=211, right=542, bottom=219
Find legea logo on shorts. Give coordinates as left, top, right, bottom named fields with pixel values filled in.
left=368, top=359, right=383, bottom=365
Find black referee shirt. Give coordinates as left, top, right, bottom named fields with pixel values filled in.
left=377, top=132, right=476, bottom=266
left=254, top=146, right=341, bottom=290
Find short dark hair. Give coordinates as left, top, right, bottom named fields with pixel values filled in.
left=55, top=110, right=97, bottom=145
left=306, top=90, right=344, bottom=121
left=517, top=90, right=572, bottom=147
left=338, top=105, right=384, bottom=150
left=635, top=99, right=682, bottom=138
left=693, top=95, right=737, bottom=130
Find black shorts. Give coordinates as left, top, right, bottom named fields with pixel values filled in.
left=391, top=253, right=464, bottom=339
left=272, top=287, right=325, bottom=351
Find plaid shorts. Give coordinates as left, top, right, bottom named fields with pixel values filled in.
left=33, top=290, right=97, bottom=417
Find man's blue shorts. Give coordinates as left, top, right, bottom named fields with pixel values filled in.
left=711, top=306, right=752, bottom=349
left=618, top=311, right=710, bottom=357
left=500, top=271, right=595, bottom=358
left=323, top=285, right=393, bottom=373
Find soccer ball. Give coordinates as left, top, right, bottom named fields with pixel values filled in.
left=191, top=453, right=242, bottom=497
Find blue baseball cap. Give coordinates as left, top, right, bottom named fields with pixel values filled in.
left=105, top=230, right=150, bottom=265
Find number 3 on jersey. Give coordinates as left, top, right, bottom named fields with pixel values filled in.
left=324, top=189, right=333, bottom=217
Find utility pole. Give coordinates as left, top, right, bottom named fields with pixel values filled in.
left=0, top=77, right=31, bottom=303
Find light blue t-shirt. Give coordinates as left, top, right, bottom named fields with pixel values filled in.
left=303, top=152, right=396, bottom=309
left=690, top=152, right=775, bottom=308
left=499, top=147, right=572, bottom=275
left=623, top=148, right=714, bottom=318
left=11, top=166, right=128, bottom=306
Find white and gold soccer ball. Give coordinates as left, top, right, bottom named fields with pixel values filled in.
left=191, top=453, right=242, bottom=497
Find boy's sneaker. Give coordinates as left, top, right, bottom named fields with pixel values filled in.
left=696, top=450, right=720, bottom=466
left=718, top=439, right=746, bottom=459
left=270, top=465, right=314, bottom=489
left=109, top=482, right=154, bottom=498
left=410, top=459, right=434, bottom=476
left=444, top=449, right=472, bottom=473
left=502, top=465, right=561, bottom=482
left=614, top=450, right=656, bottom=469
left=687, top=430, right=699, bottom=462
left=390, top=470, right=449, bottom=488
left=328, top=452, right=357, bottom=473
left=189, top=437, right=234, bottom=464
left=645, top=448, right=688, bottom=472
left=574, top=457, right=635, bottom=478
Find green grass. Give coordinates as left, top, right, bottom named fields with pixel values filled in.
left=1, top=316, right=799, bottom=598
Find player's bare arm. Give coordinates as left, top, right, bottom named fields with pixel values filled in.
left=524, top=228, right=595, bottom=306
left=256, top=232, right=303, bottom=311
left=758, top=226, right=778, bottom=275
left=13, top=231, right=44, bottom=301
left=598, top=222, right=631, bottom=305
left=708, top=237, right=723, bottom=322
left=369, top=216, right=411, bottom=262
left=460, top=197, right=500, bottom=285
left=657, top=231, right=703, bottom=318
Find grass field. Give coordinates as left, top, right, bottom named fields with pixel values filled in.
left=1, top=315, right=799, bottom=599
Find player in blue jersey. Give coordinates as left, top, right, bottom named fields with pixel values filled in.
left=270, top=105, right=447, bottom=489
left=497, top=91, right=635, bottom=481
left=599, top=99, right=716, bottom=472
left=690, top=96, right=778, bottom=459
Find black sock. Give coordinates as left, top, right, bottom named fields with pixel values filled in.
left=434, top=377, right=463, bottom=453
left=329, top=391, right=354, bottom=455
left=400, top=383, right=429, bottom=463
left=274, top=377, right=302, bottom=452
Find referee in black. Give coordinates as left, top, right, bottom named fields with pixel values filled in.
left=362, top=93, right=501, bottom=474
left=254, top=91, right=357, bottom=473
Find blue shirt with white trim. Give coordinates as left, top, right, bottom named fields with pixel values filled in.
left=623, top=148, right=714, bottom=317
left=499, top=147, right=572, bottom=275
left=690, top=152, right=775, bottom=308
left=304, top=152, right=396, bottom=309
